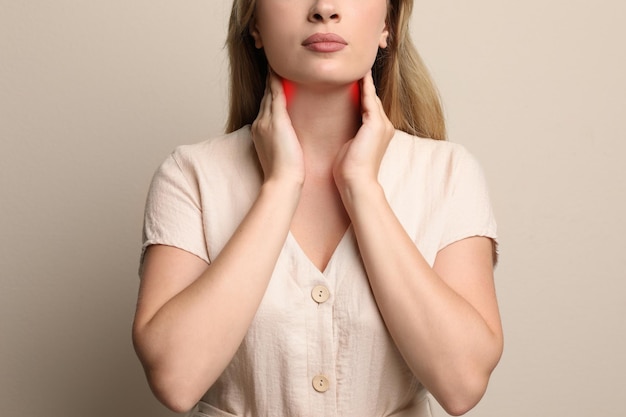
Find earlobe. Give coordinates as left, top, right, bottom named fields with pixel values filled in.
left=249, top=18, right=263, bottom=49
left=379, top=25, right=389, bottom=49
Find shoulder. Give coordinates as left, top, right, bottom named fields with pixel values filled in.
left=169, top=126, right=253, bottom=169
left=383, top=130, right=482, bottom=183
left=149, top=126, right=257, bottom=195
left=388, top=130, right=474, bottom=165
left=153, top=126, right=261, bottom=203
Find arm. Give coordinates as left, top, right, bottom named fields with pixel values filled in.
left=334, top=72, right=503, bottom=416
left=132, top=71, right=303, bottom=413
left=339, top=185, right=502, bottom=415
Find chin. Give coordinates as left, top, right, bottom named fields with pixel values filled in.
left=282, top=70, right=365, bottom=89
left=272, top=58, right=372, bottom=87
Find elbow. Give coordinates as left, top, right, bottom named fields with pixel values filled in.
left=132, top=328, right=206, bottom=413
left=443, top=403, right=477, bottom=417
left=440, top=336, right=503, bottom=415
left=437, top=374, right=489, bottom=416
left=440, top=396, right=482, bottom=416
left=144, top=367, right=204, bottom=413
left=430, top=338, right=503, bottom=415
left=154, top=388, right=195, bottom=413
left=135, top=351, right=209, bottom=413
left=435, top=351, right=502, bottom=417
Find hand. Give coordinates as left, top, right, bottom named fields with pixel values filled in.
left=333, top=70, right=395, bottom=191
left=251, top=70, right=305, bottom=187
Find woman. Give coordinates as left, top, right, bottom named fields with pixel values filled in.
left=132, top=0, right=503, bottom=416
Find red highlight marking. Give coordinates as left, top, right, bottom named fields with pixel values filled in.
left=279, top=79, right=359, bottom=109
left=350, top=81, right=361, bottom=108
left=281, top=79, right=296, bottom=107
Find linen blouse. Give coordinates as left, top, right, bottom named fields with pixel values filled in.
left=141, top=126, right=497, bottom=417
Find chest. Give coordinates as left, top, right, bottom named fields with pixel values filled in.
left=289, top=180, right=351, bottom=272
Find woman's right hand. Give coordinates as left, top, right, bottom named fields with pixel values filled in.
left=251, top=70, right=305, bottom=187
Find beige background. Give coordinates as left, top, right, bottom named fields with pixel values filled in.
left=1, top=0, right=624, bottom=416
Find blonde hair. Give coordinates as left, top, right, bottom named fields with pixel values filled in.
left=226, top=0, right=446, bottom=140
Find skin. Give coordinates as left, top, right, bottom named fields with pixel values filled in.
left=132, top=1, right=503, bottom=415
left=252, top=0, right=388, bottom=88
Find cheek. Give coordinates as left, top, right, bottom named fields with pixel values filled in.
left=359, top=36, right=384, bottom=69
left=360, top=6, right=388, bottom=46
left=262, top=46, right=293, bottom=80
left=256, top=28, right=292, bottom=70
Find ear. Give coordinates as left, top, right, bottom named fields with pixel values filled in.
left=249, top=17, right=263, bottom=49
left=379, top=23, right=389, bottom=49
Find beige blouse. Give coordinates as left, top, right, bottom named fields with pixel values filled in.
left=142, top=126, right=497, bottom=417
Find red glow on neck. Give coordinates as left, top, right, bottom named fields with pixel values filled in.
left=281, top=79, right=296, bottom=107
left=280, top=79, right=361, bottom=109
left=349, top=81, right=361, bottom=108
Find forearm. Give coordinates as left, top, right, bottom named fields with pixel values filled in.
left=339, top=181, right=502, bottom=414
left=134, top=179, right=301, bottom=410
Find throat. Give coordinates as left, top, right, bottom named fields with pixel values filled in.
left=284, top=80, right=362, bottom=147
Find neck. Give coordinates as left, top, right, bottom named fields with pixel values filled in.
left=283, top=80, right=361, bottom=167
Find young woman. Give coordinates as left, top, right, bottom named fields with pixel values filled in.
left=132, top=0, right=503, bottom=416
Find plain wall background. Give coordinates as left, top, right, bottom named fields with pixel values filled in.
left=1, top=1, right=624, bottom=416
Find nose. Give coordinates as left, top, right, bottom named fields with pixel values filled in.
left=308, top=1, right=341, bottom=23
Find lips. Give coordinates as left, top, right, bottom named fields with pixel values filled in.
left=302, top=33, right=347, bottom=52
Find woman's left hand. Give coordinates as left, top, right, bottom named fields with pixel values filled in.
left=333, top=70, right=395, bottom=191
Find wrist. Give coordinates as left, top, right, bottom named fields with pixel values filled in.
left=336, top=178, right=383, bottom=209
left=261, top=175, right=304, bottom=201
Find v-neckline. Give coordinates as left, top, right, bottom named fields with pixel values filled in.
left=286, top=224, right=353, bottom=276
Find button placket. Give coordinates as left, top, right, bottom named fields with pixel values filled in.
left=310, top=284, right=332, bottom=394
left=305, top=276, right=336, bottom=413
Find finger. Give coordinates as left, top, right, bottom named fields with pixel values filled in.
left=362, top=69, right=374, bottom=93
left=252, top=74, right=272, bottom=137
left=264, top=71, right=274, bottom=113
left=360, top=70, right=379, bottom=114
left=255, top=74, right=271, bottom=121
left=268, top=70, right=287, bottom=115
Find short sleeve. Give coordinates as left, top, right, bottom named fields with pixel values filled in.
left=439, top=146, right=497, bottom=251
left=140, top=152, right=210, bottom=272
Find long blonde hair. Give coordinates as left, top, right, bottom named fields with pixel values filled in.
left=226, top=0, right=446, bottom=140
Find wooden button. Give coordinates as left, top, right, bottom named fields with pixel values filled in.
left=311, top=285, right=330, bottom=303
left=312, top=375, right=330, bottom=392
